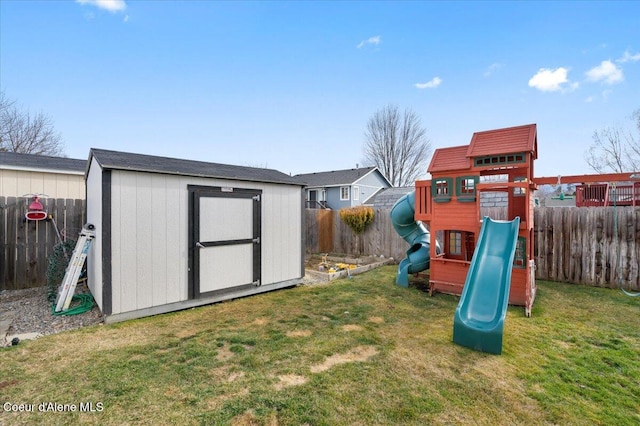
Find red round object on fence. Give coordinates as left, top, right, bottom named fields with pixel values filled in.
left=25, top=211, right=48, bottom=221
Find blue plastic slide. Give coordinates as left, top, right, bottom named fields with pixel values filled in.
left=453, top=216, right=520, bottom=355
left=390, top=190, right=435, bottom=287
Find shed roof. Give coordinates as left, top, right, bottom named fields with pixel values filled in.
left=427, top=145, right=471, bottom=173
left=89, top=148, right=304, bottom=186
left=295, top=166, right=390, bottom=187
left=467, top=123, right=537, bottom=159
left=0, top=151, right=86, bottom=173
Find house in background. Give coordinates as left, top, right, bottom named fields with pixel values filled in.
left=0, top=151, right=86, bottom=199
left=295, top=166, right=392, bottom=209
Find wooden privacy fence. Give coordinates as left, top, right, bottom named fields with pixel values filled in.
left=3, top=202, right=638, bottom=291
left=305, top=208, right=407, bottom=261
left=306, top=206, right=640, bottom=290
left=0, top=196, right=85, bottom=291
left=534, top=207, right=640, bottom=290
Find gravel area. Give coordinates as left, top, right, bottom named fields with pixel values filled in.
left=1, top=274, right=327, bottom=347
left=0, top=283, right=104, bottom=347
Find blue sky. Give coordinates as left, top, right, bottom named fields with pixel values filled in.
left=1, top=0, right=639, bottom=178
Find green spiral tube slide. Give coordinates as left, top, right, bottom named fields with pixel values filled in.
left=390, top=190, right=435, bottom=287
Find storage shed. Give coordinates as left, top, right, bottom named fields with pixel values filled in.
left=85, top=148, right=305, bottom=323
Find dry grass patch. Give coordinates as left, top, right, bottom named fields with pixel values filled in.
left=341, top=324, right=364, bottom=332
left=252, top=317, right=269, bottom=325
left=231, top=409, right=278, bottom=426
left=310, top=345, right=378, bottom=373
left=367, top=316, right=384, bottom=324
left=206, top=388, right=250, bottom=411
left=216, top=343, right=235, bottom=362
left=174, top=328, right=198, bottom=339
left=274, top=374, right=308, bottom=390
left=227, top=371, right=245, bottom=382
left=286, top=329, right=312, bottom=338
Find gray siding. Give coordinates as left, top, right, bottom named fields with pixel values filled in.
left=325, top=187, right=349, bottom=210
left=353, top=171, right=390, bottom=207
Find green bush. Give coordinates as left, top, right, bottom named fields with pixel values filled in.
left=339, top=206, right=375, bottom=235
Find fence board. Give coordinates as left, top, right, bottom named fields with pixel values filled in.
left=317, top=209, right=333, bottom=253
left=1, top=196, right=85, bottom=290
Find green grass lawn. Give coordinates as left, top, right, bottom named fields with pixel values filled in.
left=1, top=266, right=639, bottom=425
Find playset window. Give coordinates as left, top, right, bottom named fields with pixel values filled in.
left=445, top=230, right=475, bottom=261
left=340, top=186, right=349, bottom=200
left=513, top=236, right=526, bottom=268
left=432, top=177, right=452, bottom=202
left=474, top=152, right=526, bottom=167
left=456, top=176, right=479, bottom=202
left=449, top=231, right=462, bottom=255
left=513, top=177, right=527, bottom=197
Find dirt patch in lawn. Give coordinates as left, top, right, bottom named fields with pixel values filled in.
left=367, top=316, right=385, bottom=324
left=274, top=374, right=308, bottom=390
left=310, top=345, right=378, bottom=373
left=252, top=318, right=269, bottom=326
left=286, top=329, right=312, bottom=338
left=216, top=343, right=234, bottom=362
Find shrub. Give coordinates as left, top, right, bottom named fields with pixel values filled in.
left=339, top=206, right=375, bottom=235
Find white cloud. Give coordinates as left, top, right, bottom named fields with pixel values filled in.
left=617, top=49, right=640, bottom=63
left=76, top=0, right=127, bottom=13
left=528, top=67, right=572, bottom=92
left=415, top=77, right=442, bottom=89
left=484, top=62, right=503, bottom=77
left=585, top=60, right=623, bottom=84
left=585, top=96, right=594, bottom=103
left=357, top=36, right=381, bottom=49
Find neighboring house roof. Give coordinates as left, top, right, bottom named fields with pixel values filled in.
left=89, top=148, right=305, bottom=186
left=370, top=186, right=414, bottom=208
left=467, top=123, right=537, bottom=159
left=428, top=145, right=471, bottom=174
left=295, top=166, right=392, bottom=187
left=0, top=151, right=86, bottom=174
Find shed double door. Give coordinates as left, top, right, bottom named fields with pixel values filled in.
left=189, top=186, right=261, bottom=298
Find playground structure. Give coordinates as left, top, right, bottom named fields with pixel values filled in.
left=391, top=123, right=640, bottom=352
left=392, top=123, right=640, bottom=309
left=408, top=123, right=538, bottom=316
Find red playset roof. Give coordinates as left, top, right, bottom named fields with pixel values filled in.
left=427, top=145, right=471, bottom=173
left=466, top=123, right=537, bottom=159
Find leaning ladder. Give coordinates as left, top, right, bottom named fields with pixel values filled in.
left=55, top=223, right=96, bottom=313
